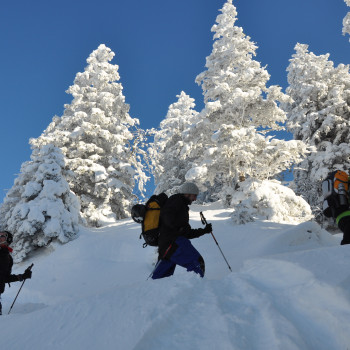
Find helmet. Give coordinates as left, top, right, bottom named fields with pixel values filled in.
left=178, top=182, right=199, bottom=195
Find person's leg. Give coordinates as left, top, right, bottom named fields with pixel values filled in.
left=170, top=237, right=205, bottom=277
left=338, top=214, right=350, bottom=245
left=198, top=255, right=205, bottom=276
left=151, top=259, right=176, bottom=279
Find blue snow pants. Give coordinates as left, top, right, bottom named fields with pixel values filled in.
left=152, top=236, right=204, bottom=279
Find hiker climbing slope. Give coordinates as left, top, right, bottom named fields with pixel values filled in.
left=0, top=231, right=32, bottom=315
left=322, top=170, right=350, bottom=245
left=152, top=182, right=212, bottom=279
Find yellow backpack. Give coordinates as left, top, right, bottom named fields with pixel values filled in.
left=143, top=200, right=161, bottom=233
left=131, top=193, right=168, bottom=247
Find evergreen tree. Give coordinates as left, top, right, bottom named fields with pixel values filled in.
left=31, top=44, right=147, bottom=226
left=343, top=0, right=350, bottom=38
left=0, top=145, right=80, bottom=262
left=195, top=0, right=286, bottom=131
left=283, top=43, right=350, bottom=215
left=150, top=91, right=199, bottom=195
left=186, top=0, right=305, bottom=203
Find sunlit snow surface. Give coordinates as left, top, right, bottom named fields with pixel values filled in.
left=1, top=202, right=349, bottom=350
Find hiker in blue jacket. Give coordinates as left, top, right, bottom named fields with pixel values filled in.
left=152, top=182, right=212, bottom=279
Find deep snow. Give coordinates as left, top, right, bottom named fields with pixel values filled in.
left=1, top=202, right=350, bottom=350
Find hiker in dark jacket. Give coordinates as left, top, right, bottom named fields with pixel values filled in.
left=152, top=182, right=212, bottom=279
left=326, top=199, right=350, bottom=245
left=0, top=231, right=32, bottom=315
left=322, top=171, right=350, bottom=245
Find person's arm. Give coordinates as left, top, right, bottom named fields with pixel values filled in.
left=182, top=223, right=212, bottom=239
left=5, top=269, right=32, bottom=283
left=0, top=253, right=9, bottom=284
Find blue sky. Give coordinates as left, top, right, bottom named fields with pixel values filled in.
left=0, top=0, right=349, bottom=201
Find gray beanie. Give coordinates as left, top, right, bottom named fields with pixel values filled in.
left=178, top=182, right=199, bottom=195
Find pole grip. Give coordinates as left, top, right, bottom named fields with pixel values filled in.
left=200, top=211, right=207, bottom=225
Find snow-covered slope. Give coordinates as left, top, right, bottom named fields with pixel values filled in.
left=1, top=203, right=350, bottom=350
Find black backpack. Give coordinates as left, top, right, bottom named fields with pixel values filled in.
left=131, top=193, right=168, bottom=247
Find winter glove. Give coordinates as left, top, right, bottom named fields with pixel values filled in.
left=203, top=223, right=212, bottom=234
left=19, top=268, right=32, bottom=281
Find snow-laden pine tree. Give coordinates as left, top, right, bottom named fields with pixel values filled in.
left=185, top=0, right=306, bottom=204
left=149, top=91, right=199, bottom=195
left=0, top=145, right=80, bottom=262
left=31, top=44, right=147, bottom=226
left=343, top=0, right=350, bottom=38
left=283, top=43, right=350, bottom=216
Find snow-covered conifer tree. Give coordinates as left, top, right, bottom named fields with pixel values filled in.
left=150, top=91, right=199, bottom=195
left=0, top=145, right=80, bottom=262
left=283, top=43, right=350, bottom=215
left=195, top=0, right=286, bottom=131
left=31, top=44, right=147, bottom=226
left=343, top=0, right=350, bottom=38
left=186, top=0, right=306, bottom=203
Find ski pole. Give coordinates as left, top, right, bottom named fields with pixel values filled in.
left=147, top=259, right=161, bottom=280
left=200, top=212, right=232, bottom=272
left=147, top=243, right=173, bottom=280
left=8, top=263, right=34, bottom=315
